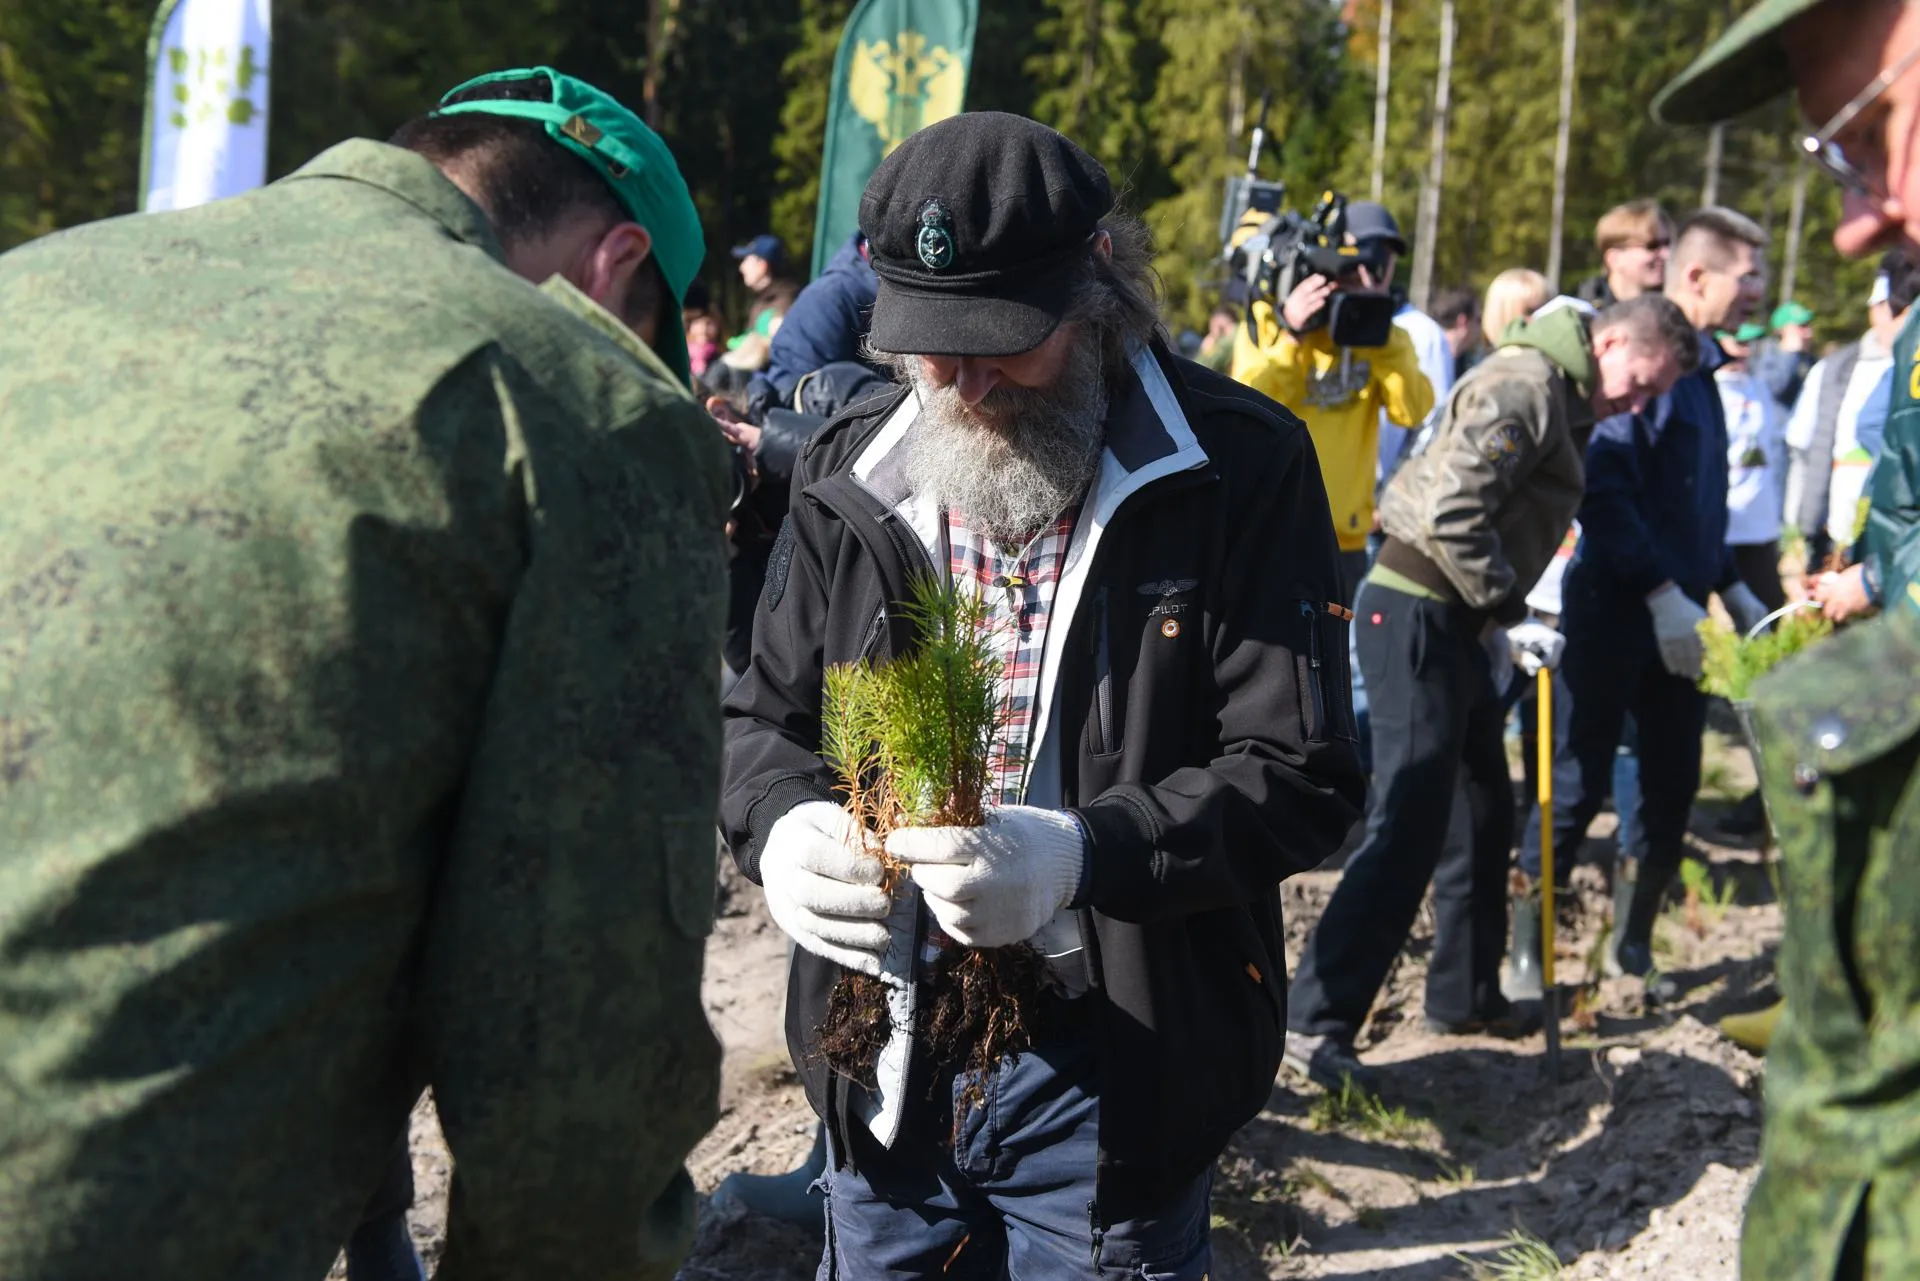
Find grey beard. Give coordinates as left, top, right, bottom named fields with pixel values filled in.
left=901, top=341, right=1110, bottom=546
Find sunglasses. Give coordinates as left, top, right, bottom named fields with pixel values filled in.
left=1801, top=39, right=1920, bottom=198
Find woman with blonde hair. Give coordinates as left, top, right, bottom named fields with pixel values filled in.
left=1482, top=268, right=1551, bottom=348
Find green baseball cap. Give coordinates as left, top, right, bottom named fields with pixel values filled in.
left=1652, top=0, right=1829, bottom=125
left=1736, top=321, right=1770, bottom=342
left=435, top=67, right=704, bottom=387
left=1772, top=300, right=1816, bottom=329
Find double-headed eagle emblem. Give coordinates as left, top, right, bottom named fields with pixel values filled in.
left=849, top=32, right=966, bottom=155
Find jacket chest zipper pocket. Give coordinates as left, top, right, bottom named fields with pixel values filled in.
left=1297, top=600, right=1328, bottom=742
left=858, top=604, right=888, bottom=661
left=1089, top=587, right=1117, bottom=755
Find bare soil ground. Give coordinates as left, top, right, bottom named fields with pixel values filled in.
left=384, top=731, right=1779, bottom=1280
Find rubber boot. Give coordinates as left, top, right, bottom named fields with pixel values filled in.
left=1503, top=890, right=1544, bottom=1002
left=1602, top=858, right=1640, bottom=978
left=710, top=1122, right=827, bottom=1232
left=1719, top=999, right=1782, bottom=1054
left=1608, top=859, right=1681, bottom=1002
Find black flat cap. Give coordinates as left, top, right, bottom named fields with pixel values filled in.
left=860, top=112, right=1114, bottom=357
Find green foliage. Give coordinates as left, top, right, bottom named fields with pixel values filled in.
left=1307, top=1075, right=1435, bottom=1146
left=1698, top=605, right=1834, bottom=703
left=1027, top=0, right=1152, bottom=183
left=1452, top=1229, right=1564, bottom=1280
left=768, top=0, right=854, bottom=274
left=0, top=0, right=1886, bottom=348
left=819, top=577, right=1004, bottom=830
left=1679, top=857, right=1739, bottom=924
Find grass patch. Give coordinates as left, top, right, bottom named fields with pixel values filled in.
left=1679, top=857, right=1739, bottom=924
left=1452, top=1229, right=1564, bottom=1279
left=1434, top=1159, right=1477, bottom=1188
left=1307, top=1076, right=1435, bottom=1146
left=1287, top=1164, right=1341, bottom=1200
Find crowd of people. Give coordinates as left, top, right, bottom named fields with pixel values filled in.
left=2, top=1, right=1918, bottom=1280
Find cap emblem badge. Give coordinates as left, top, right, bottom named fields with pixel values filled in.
left=917, top=200, right=956, bottom=272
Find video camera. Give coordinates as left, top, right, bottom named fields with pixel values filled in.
left=1218, top=98, right=1398, bottom=350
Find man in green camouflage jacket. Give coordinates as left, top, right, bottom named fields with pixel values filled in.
left=0, top=68, right=729, bottom=1280
left=1658, top=1, right=1920, bottom=1274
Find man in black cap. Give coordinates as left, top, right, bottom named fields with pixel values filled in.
left=720, top=111, right=1365, bottom=1278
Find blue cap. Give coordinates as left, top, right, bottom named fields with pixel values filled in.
left=732, top=234, right=785, bottom=265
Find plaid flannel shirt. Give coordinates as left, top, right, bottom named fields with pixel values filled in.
left=917, top=505, right=1079, bottom=964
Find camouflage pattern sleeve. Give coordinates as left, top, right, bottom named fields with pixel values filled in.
left=1741, top=591, right=1920, bottom=1279
left=415, top=345, right=730, bottom=1279
left=0, top=142, right=730, bottom=1280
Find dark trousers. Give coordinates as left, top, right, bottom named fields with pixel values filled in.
left=1336, top=548, right=1371, bottom=611
left=1288, top=583, right=1515, bottom=1040
left=1520, top=582, right=1707, bottom=883
left=345, top=1134, right=420, bottom=1281
left=820, top=1028, right=1211, bottom=1280
left=1732, top=540, right=1787, bottom=614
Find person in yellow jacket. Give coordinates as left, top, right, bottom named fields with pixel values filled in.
left=1233, top=248, right=1435, bottom=603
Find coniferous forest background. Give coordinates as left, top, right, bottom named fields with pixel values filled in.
left=0, top=0, right=1879, bottom=340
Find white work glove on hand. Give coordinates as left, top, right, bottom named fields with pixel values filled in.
left=1721, top=581, right=1770, bottom=635
left=1646, top=583, right=1710, bottom=680
left=885, top=806, right=1086, bottom=950
left=1507, top=619, right=1566, bottom=677
left=760, top=801, right=892, bottom=976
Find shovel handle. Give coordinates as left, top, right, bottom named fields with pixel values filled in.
left=1537, top=666, right=1556, bottom=993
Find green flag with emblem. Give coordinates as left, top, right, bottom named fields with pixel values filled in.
left=811, top=0, right=978, bottom=280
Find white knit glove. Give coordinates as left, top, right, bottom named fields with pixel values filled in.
left=885, top=806, right=1087, bottom=950
left=760, top=801, right=892, bottom=976
left=1507, top=619, right=1566, bottom=676
left=1646, top=583, right=1710, bottom=679
left=1721, top=581, right=1770, bottom=635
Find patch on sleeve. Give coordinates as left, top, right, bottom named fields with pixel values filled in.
left=1482, top=423, right=1526, bottom=474
left=764, top=516, right=796, bottom=612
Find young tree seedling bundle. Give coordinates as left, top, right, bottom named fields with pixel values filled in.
left=1697, top=607, right=1833, bottom=703
left=814, top=577, right=1051, bottom=1104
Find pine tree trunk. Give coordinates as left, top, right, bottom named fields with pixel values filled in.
left=1545, top=0, right=1577, bottom=295
left=1702, top=122, right=1725, bottom=207
left=1411, top=0, right=1454, bottom=312
left=1370, top=0, right=1393, bottom=202
left=1781, top=159, right=1809, bottom=306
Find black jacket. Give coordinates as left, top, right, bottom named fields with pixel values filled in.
left=720, top=342, right=1366, bottom=1219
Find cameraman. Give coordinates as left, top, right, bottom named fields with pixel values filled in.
left=1232, top=225, right=1435, bottom=604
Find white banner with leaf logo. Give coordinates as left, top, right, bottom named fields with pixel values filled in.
left=140, top=0, right=271, bottom=212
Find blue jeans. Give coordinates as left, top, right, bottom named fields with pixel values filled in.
left=819, top=1028, right=1212, bottom=1280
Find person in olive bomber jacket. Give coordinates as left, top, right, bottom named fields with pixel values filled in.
left=1284, top=294, right=1702, bottom=1088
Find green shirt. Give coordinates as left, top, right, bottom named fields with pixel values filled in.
left=0, top=140, right=729, bottom=1280
left=1862, top=306, right=1920, bottom=603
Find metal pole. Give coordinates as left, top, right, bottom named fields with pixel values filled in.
left=1538, top=665, right=1562, bottom=1083
left=1370, top=0, right=1394, bottom=202
left=1545, top=0, right=1577, bottom=294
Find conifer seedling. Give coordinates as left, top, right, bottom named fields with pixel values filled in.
left=813, top=576, right=1051, bottom=1099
